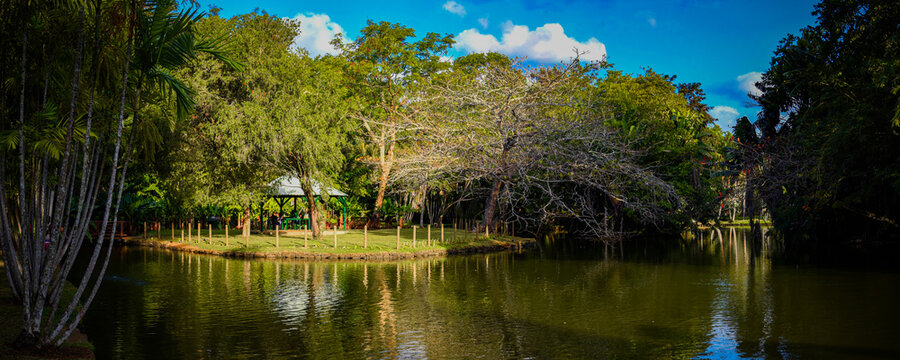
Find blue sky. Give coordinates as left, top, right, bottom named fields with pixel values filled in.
left=199, top=0, right=819, bottom=130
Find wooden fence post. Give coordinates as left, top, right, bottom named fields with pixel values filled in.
left=198, top=223, right=201, bottom=244
left=209, top=224, right=212, bottom=244
left=441, top=224, right=444, bottom=244
left=276, top=225, right=280, bottom=248
left=412, top=226, right=417, bottom=248
left=364, top=225, right=368, bottom=249
left=225, top=224, right=229, bottom=246
left=333, top=224, right=337, bottom=248
left=143, top=222, right=147, bottom=239
left=396, top=226, right=400, bottom=250
left=304, top=230, right=308, bottom=249
left=157, top=221, right=160, bottom=240
left=427, top=225, right=431, bottom=246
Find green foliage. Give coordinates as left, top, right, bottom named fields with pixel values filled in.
left=592, top=69, right=728, bottom=228
left=754, top=0, right=900, bottom=240
left=123, top=11, right=731, bottom=240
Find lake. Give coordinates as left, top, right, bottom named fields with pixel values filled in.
left=82, top=228, right=900, bottom=359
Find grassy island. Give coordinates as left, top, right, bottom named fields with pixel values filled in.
left=121, top=227, right=535, bottom=260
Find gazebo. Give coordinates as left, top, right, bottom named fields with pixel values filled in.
left=268, top=176, right=349, bottom=230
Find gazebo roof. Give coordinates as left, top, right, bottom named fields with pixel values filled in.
left=268, top=176, right=347, bottom=197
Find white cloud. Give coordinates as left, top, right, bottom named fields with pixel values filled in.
left=709, top=106, right=741, bottom=129
left=478, top=17, right=489, bottom=29
left=290, top=13, right=348, bottom=57
left=455, top=21, right=606, bottom=62
left=443, top=1, right=466, bottom=16
left=647, top=17, right=657, bottom=27
left=737, top=71, right=763, bottom=97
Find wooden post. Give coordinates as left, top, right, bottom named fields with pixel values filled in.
left=209, top=224, right=212, bottom=244
left=180, top=227, right=184, bottom=243
left=157, top=221, right=161, bottom=240
left=188, top=221, right=192, bottom=242
left=412, top=226, right=417, bottom=248
left=143, top=222, right=147, bottom=239
left=427, top=225, right=431, bottom=246
left=396, top=226, right=400, bottom=250
left=225, top=224, right=229, bottom=247
left=171, top=224, right=174, bottom=241
left=485, top=222, right=488, bottom=238
left=364, top=225, right=368, bottom=249
left=276, top=225, right=280, bottom=248
left=453, top=223, right=457, bottom=243
left=198, top=223, right=201, bottom=244
left=441, top=224, right=444, bottom=243
left=304, top=231, right=308, bottom=249
left=333, top=224, right=337, bottom=248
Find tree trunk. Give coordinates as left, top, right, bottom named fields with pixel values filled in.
left=242, top=206, right=251, bottom=246
left=483, top=179, right=502, bottom=231
left=302, top=192, right=321, bottom=238
left=371, top=141, right=395, bottom=227
left=419, top=185, right=427, bottom=227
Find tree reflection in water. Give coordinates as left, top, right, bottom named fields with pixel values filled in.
left=83, top=228, right=900, bottom=359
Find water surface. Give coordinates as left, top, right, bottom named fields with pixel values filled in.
left=83, top=228, right=900, bottom=359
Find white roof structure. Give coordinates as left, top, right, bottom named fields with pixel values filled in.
left=268, top=176, right=348, bottom=197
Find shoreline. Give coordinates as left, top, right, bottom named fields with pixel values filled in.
left=0, top=267, right=95, bottom=360
left=118, top=236, right=536, bottom=260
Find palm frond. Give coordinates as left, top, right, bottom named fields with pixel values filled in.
left=146, top=65, right=195, bottom=119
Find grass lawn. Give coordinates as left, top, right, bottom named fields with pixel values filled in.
left=0, top=266, right=95, bottom=359
left=714, top=218, right=773, bottom=227
left=130, top=226, right=533, bottom=255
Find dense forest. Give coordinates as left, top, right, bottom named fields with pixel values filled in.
left=0, top=0, right=897, bottom=348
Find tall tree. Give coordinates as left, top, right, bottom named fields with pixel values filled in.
left=256, top=56, right=351, bottom=237
left=338, top=21, right=453, bottom=225
left=753, top=0, right=900, bottom=241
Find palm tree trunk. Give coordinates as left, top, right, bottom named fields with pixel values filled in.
left=16, top=28, right=39, bottom=346
left=45, top=12, right=132, bottom=343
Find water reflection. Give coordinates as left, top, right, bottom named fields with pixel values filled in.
left=83, top=228, right=900, bottom=359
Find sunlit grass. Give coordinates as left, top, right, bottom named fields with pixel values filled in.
left=131, top=226, right=533, bottom=254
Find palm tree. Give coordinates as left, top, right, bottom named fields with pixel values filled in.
left=0, top=0, right=239, bottom=347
